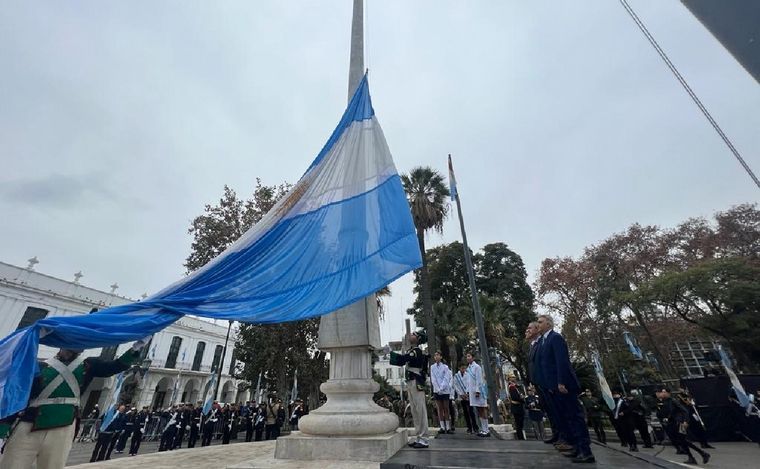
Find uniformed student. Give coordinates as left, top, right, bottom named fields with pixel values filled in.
left=389, top=330, right=430, bottom=448
left=612, top=389, right=637, bottom=451
left=129, top=406, right=151, bottom=456
left=158, top=405, right=180, bottom=451
left=580, top=389, right=606, bottom=444
left=242, top=401, right=254, bottom=442
left=465, top=352, right=490, bottom=437
left=656, top=387, right=710, bottom=465
left=430, top=351, right=453, bottom=434
left=185, top=400, right=201, bottom=448
left=253, top=402, right=266, bottom=441
left=289, top=399, right=305, bottom=431
left=201, top=402, right=220, bottom=447
left=89, top=404, right=126, bottom=462
left=0, top=339, right=148, bottom=469
left=114, top=404, right=135, bottom=453
left=452, top=363, right=476, bottom=434
left=507, top=375, right=525, bottom=440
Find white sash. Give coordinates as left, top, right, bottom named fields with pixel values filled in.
left=29, top=356, right=85, bottom=407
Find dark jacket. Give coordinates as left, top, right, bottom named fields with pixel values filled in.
left=534, top=331, right=580, bottom=393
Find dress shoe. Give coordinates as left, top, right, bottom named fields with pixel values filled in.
left=412, top=442, right=429, bottom=449
left=447, top=429, right=455, bottom=434
left=544, top=436, right=559, bottom=444
left=702, top=453, right=711, bottom=464
left=571, top=454, right=596, bottom=463
left=438, top=428, right=446, bottom=435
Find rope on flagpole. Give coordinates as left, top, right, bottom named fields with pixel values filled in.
left=619, top=0, right=760, bottom=191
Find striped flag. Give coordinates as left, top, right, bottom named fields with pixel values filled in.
left=100, top=372, right=126, bottom=430
left=448, top=154, right=458, bottom=200
left=591, top=352, right=615, bottom=411
left=202, top=372, right=217, bottom=414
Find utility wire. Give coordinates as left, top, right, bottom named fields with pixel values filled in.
left=619, top=0, right=760, bottom=191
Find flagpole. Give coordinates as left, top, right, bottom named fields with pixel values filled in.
left=448, top=154, right=502, bottom=424
left=214, top=320, right=233, bottom=402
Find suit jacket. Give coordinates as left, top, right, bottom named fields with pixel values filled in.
left=535, top=330, right=580, bottom=393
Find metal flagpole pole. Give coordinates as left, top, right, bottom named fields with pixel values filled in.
left=214, top=320, right=233, bottom=401
left=448, top=154, right=502, bottom=424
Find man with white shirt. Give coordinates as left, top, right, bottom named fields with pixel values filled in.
left=465, top=352, right=490, bottom=437
left=431, top=351, right=454, bottom=434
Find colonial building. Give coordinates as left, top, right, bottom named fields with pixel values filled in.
left=0, top=260, right=248, bottom=414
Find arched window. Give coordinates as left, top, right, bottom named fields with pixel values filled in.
left=166, top=336, right=183, bottom=369
left=192, top=342, right=206, bottom=371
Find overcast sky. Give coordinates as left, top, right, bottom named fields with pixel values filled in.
left=1, top=1, right=758, bottom=345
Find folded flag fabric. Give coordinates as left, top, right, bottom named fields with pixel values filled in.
left=0, top=74, right=421, bottom=420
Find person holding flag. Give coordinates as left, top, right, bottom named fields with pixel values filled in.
left=0, top=338, right=149, bottom=469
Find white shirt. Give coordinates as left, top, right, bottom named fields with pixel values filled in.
left=465, top=361, right=483, bottom=394
left=430, top=361, right=452, bottom=394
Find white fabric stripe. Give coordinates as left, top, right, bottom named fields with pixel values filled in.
left=155, top=116, right=397, bottom=297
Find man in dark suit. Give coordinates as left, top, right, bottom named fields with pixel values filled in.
left=527, top=321, right=561, bottom=444
left=534, top=314, right=595, bottom=463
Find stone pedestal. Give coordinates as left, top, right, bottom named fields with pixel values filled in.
left=297, top=297, right=398, bottom=437
left=274, top=429, right=408, bottom=462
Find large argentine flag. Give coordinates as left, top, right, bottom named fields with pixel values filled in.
left=0, top=74, right=422, bottom=419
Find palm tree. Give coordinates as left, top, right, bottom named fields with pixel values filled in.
left=401, top=166, right=450, bottom=353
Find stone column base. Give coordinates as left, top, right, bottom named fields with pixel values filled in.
left=274, top=429, right=408, bottom=462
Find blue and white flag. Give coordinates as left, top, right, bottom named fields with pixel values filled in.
left=202, top=372, right=218, bottom=415
left=448, top=154, right=458, bottom=200
left=623, top=332, right=643, bottom=360
left=591, top=352, right=615, bottom=411
left=290, top=369, right=298, bottom=403
left=100, top=372, right=125, bottom=431
left=0, top=74, right=421, bottom=420
left=718, top=345, right=750, bottom=409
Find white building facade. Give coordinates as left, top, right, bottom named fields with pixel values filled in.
left=0, top=260, right=248, bottom=414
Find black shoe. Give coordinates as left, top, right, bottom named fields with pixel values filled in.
left=563, top=452, right=579, bottom=458
left=702, top=453, right=711, bottom=464
left=407, top=441, right=417, bottom=447
left=438, top=428, right=446, bottom=435
left=571, top=454, right=596, bottom=464
left=630, top=445, right=639, bottom=452
left=466, top=429, right=472, bottom=434
left=412, top=442, right=429, bottom=449
left=544, top=436, right=559, bottom=444
left=447, top=429, right=455, bottom=434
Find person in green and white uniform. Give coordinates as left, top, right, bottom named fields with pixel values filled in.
left=0, top=337, right=149, bottom=469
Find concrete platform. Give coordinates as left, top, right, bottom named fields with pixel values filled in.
left=274, top=429, right=407, bottom=462
left=380, top=435, right=684, bottom=469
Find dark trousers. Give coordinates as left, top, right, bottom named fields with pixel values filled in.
left=265, top=424, right=277, bottom=440
left=633, top=414, right=652, bottom=447
left=105, top=430, right=121, bottom=459
left=589, top=416, right=606, bottom=443
left=90, top=432, right=113, bottom=462
left=615, top=416, right=637, bottom=448
left=551, top=392, right=592, bottom=456
left=460, top=399, right=476, bottom=432
left=254, top=427, right=264, bottom=441
left=245, top=420, right=253, bottom=442
left=537, top=387, right=561, bottom=441
left=222, top=424, right=231, bottom=444
left=115, top=427, right=132, bottom=452
left=666, top=426, right=708, bottom=461
left=201, top=424, right=214, bottom=447
left=129, top=429, right=143, bottom=455
left=159, top=427, right=177, bottom=451
left=689, top=421, right=709, bottom=447
left=173, top=426, right=186, bottom=449
left=188, top=423, right=200, bottom=448
left=512, top=410, right=525, bottom=440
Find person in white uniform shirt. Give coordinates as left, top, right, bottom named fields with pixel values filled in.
left=430, top=351, right=454, bottom=434
left=465, top=352, right=490, bottom=437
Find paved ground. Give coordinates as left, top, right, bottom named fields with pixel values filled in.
left=61, top=433, right=760, bottom=468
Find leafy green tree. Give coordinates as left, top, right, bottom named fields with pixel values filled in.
left=401, top=167, right=450, bottom=354
left=634, top=257, right=760, bottom=372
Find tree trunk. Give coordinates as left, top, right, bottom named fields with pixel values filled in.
left=417, top=229, right=437, bottom=354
